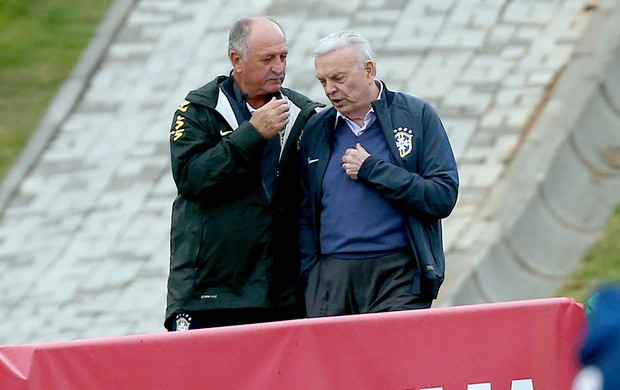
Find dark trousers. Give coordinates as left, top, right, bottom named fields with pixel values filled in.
left=305, top=251, right=432, bottom=318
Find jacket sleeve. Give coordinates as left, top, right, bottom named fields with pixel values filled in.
left=297, top=132, right=319, bottom=285
left=169, top=101, right=266, bottom=202
left=357, top=103, right=459, bottom=219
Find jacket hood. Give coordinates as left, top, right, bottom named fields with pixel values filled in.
left=185, top=75, right=227, bottom=108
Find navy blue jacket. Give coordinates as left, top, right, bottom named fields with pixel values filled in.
left=298, top=82, right=459, bottom=298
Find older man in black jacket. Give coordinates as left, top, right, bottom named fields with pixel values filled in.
left=165, top=16, right=322, bottom=330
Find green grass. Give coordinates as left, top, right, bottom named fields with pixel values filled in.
left=0, top=0, right=112, bottom=179
left=557, top=205, right=620, bottom=303
left=0, top=0, right=618, bottom=306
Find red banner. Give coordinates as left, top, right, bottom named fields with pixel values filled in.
left=0, top=298, right=585, bottom=389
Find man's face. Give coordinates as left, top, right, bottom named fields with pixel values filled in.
left=231, top=20, right=287, bottom=101
left=315, top=47, right=375, bottom=120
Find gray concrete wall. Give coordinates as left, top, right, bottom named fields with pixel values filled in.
left=443, top=2, right=620, bottom=305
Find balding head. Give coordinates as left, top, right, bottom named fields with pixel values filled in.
left=228, top=16, right=285, bottom=62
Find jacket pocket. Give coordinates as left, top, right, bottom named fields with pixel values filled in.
left=193, top=202, right=271, bottom=293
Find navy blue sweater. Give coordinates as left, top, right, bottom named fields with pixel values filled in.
left=320, top=119, right=408, bottom=258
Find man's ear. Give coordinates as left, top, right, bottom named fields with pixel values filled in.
left=230, top=50, right=243, bottom=72
left=365, top=60, right=376, bottom=78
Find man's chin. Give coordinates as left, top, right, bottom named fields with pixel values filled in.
left=264, top=82, right=282, bottom=94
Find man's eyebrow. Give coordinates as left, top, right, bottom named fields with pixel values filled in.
left=260, top=51, right=287, bottom=60
left=329, top=72, right=347, bottom=79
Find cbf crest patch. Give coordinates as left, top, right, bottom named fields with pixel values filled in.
left=393, top=127, right=414, bottom=158
left=175, top=313, right=192, bottom=331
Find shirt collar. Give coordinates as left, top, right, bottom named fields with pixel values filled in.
left=226, top=72, right=283, bottom=108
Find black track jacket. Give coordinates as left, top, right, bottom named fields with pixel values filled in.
left=165, top=75, right=321, bottom=329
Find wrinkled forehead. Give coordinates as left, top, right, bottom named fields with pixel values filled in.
left=315, top=47, right=359, bottom=76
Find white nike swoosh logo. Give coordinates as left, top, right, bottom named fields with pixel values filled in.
left=219, top=129, right=233, bottom=137
left=308, top=158, right=319, bottom=164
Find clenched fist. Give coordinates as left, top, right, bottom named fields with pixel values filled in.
left=250, top=97, right=290, bottom=139
left=342, top=143, right=371, bottom=180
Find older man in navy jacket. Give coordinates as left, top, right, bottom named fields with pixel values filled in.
left=299, top=31, right=459, bottom=317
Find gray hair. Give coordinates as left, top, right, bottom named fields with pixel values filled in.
left=312, top=31, right=374, bottom=68
left=228, top=16, right=285, bottom=62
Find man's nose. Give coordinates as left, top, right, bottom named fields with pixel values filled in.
left=272, top=57, right=285, bottom=73
left=324, top=81, right=337, bottom=94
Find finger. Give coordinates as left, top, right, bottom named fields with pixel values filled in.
left=264, top=97, right=281, bottom=110
left=274, top=101, right=290, bottom=115
left=262, top=97, right=277, bottom=109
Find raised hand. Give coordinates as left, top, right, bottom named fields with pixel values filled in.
left=342, top=143, right=371, bottom=180
left=249, top=97, right=290, bottom=139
